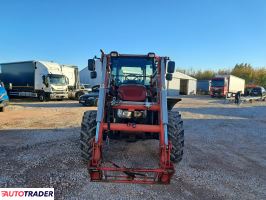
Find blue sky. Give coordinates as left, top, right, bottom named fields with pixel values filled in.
left=0, top=0, right=266, bottom=70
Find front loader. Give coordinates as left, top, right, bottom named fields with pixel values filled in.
left=80, top=51, right=184, bottom=184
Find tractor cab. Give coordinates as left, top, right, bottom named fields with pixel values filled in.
left=110, top=56, right=154, bottom=86
left=110, top=55, right=155, bottom=102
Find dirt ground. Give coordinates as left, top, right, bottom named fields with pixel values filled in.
left=0, top=97, right=265, bottom=200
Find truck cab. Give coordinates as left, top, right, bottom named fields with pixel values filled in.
left=40, top=73, right=68, bottom=101
left=35, top=61, right=69, bottom=101
left=210, top=77, right=227, bottom=97
left=0, top=82, right=9, bottom=112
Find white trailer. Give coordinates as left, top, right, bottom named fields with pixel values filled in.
left=228, top=75, right=245, bottom=94
left=210, top=75, right=245, bottom=97
left=61, top=65, right=92, bottom=99
left=61, top=65, right=79, bottom=89
left=0, top=61, right=68, bottom=101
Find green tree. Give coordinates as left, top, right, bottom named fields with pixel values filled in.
left=193, top=70, right=215, bottom=80
left=254, top=68, right=266, bottom=87
left=231, top=63, right=255, bottom=84
left=217, top=69, right=231, bottom=75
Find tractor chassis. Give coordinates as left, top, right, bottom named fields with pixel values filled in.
left=87, top=53, right=175, bottom=184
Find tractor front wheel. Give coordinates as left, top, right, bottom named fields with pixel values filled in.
left=168, top=111, right=184, bottom=163
left=80, top=110, right=97, bottom=162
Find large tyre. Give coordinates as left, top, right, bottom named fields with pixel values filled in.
left=84, top=99, right=94, bottom=107
left=168, top=111, right=184, bottom=163
left=80, top=110, right=97, bottom=162
left=38, top=94, right=45, bottom=102
left=75, top=91, right=84, bottom=100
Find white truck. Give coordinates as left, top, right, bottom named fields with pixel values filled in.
left=0, top=61, right=68, bottom=101
left=61, top=65, right=92, bottom=99
left=210, top=75, right=245, bottom=98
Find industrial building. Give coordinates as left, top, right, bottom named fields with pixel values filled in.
left=167, top=71, right=197, bottom=96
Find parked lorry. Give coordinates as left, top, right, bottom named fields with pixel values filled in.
left=0, top=82, right=9, bottom=112
left=197, top=80, right=210, bottom=95
left=210, top=75, right=245, bottom=98
left=61, top=65, right=92, bottom=99
left=0, top=61, right=68, bottom=101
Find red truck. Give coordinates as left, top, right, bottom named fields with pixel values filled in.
left=210, top=75, right=245, bottom=98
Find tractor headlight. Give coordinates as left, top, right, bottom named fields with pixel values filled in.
left=117, top=109, right=132, bottom=118
left=134, top=110, right=147, bottom=118
left=117, top=109, right=146, bottom=118
left=134, top=111, right=143, bottom=118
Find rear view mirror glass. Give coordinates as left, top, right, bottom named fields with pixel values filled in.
left=88, top=59, right=95, bottom=71
left=167, top=61, right=175, bottom=73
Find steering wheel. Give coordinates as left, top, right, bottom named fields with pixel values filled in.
left=125, top=73, right=141, bottom=81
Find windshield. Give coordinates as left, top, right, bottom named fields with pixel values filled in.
left=252, top=88, right=261, bottom=92
left=211, top=79, right=224, bottom=87
left=110, top=57, right=155, bottom=86
left=49, top=74, right=66, bottom=86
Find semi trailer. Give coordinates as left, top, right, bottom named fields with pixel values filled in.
left=0, top=61, right=68, bottom=101
left=61, top=65, right=92, bottom=99
left=197, top=80, right=210, bottom=95
left=210, top=75, right=245, bottom=98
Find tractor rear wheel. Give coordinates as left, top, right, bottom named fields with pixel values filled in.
left=80, top=110, right=97, bottom=162
left=168, top=111, right=184, bottom=163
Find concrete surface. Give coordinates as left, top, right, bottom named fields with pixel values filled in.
left=0, top=97, right=265, bottom=200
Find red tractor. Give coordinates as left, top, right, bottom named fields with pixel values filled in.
left=80, top=51, right=184, bottom=184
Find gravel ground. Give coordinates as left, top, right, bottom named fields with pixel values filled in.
left=0, top=97, right=265, bottom=200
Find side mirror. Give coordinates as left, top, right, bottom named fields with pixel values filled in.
left=91, top=71, right=97, bottom=79
left=88, top=59, right=95, bottom=71
left=166, top=73, right=173, bottom=81
left=65, top=77, right=69, bottom=85
left=43, top=76, right=49, bottom=87
left=167, top=61, right=175, bottom=73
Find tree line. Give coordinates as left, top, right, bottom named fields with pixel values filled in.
left=177, top=63, right=266, bottom=87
